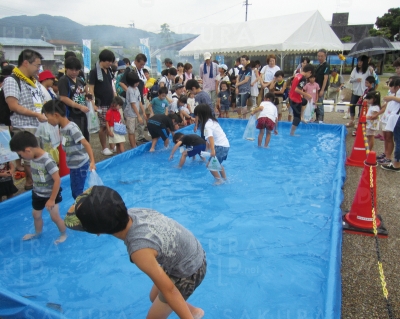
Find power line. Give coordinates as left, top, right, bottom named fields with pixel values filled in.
left=243, top=0, right=252, bottom=22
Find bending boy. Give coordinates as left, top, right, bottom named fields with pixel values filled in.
left=65, top=186, right=206, bottom=319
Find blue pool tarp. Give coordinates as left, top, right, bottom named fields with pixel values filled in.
left=0, top=120, right=346, bottom=318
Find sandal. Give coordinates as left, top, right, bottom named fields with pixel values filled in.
left=346, top=121, right=355, bottom=127
left=14, top=171, right=26, bottom=180
left=352, top=131, right=356, bottom=136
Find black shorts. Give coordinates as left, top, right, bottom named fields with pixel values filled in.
left=32, top=188, right=62, bottom=211
left=147, top=123, right=169, bottom=141
left=159, top=257, right=207, bottom=303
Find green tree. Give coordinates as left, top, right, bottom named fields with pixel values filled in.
left=369, top=7, right=400, bottom=40
left=340, top=36, right=352, bottom=43
left=159, top=23, right=175, bottom=46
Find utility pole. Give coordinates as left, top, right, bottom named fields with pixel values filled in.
left=244, top=0, right=251, bottom=22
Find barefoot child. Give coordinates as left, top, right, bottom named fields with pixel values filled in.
left=169, top=132, right=206, bottom=168
left=43, top=100, right=96, bottom=199
left=147, top=113, right=181, bottom=152
left=196, top=104, right=230, bottom=184
left=288, top=64, right=314, bottom=136
left=217, top=81, right=230, bottom=118
left=365, top=91, right=381, bottom=151
left=64, top=186, right=206, bottom=319
left=251, top=92, right=278, bottom=147
left=10, top=131, right=66, bottom=244
left=0, top=161, right=18, bottom=201
left=105, top=97, right=126, bottom=154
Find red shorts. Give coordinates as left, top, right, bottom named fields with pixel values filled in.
left=256, top=117, right=275, bottom=131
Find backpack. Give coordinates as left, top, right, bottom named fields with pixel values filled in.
left=0, top=75, right=21, bottom=126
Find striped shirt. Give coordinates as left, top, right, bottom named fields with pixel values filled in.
left=3, top=76, right=44, bottom=129
left=60, top=122, right=89, bottom=169
left=31, top=152, right=59, bottom=198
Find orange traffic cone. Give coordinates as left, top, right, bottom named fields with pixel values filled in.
left=343, top=151, right=388, bottom=237
left=58, top=144, right=70, bottom=177
left=346, top=115, right=368, bottom=167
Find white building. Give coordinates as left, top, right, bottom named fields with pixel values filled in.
left=0, top=37, right=55, bottom=63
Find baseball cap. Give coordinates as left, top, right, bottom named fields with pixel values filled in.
left=38, top=70, right=55, bottom=82
left=203, top=52, right=211, bottom=60
left=174, top=83, right=184, bottom=90
left=331, top=67, right=338, bottom=73
left=117, top=60, right=126, bottom=70
left=219, top=64, right=228, bottom=71
left=64, top=186, right=129, bottom=234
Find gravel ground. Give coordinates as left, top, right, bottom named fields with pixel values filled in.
left=9, top=92, right=399, bottom=319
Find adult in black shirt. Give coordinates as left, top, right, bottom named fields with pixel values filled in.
left=314, top=49, right=330, bottom=122
left=88, top=49, right=115, bottom=155
left=58, top=57, right=90, bottom=141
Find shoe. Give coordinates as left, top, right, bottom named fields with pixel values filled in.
left=377, top=158, right=391, bottom=165
left=377, top=153, right=386, bottom=160
left=379, top=136, right=385, bottom=141
left=374, top=134, right=383, bottom=139
left=352, top=131, right=356, bottom=136
left=112, top=146, right=117, bottom=153
left=343, top=114, right=349, bottom=119
left=101, top=148, right=113, bottom=156
left=346, top=121, right=355, bottom=127
left=380, top=163, right=400, bottom=172
left=138, top=138, right=148, bottom=143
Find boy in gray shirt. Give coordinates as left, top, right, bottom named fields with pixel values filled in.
left=10, top=131, right=67, bottom=244
left=43, top=100, right=96, bottom=199
left=65, top=186, right=206, bottom=319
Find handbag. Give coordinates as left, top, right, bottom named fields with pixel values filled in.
left=111, top=110, right=127, bottom=135
left=114, top=121, right=127, bottom=135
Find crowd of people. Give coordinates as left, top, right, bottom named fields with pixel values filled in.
left=0, top=46, right=400, bottom=318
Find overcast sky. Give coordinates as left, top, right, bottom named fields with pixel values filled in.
left=0, top=0, right=398, bottom=34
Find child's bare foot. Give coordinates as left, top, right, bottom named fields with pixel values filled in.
left=214, top=178, right=224, bottom=185
left=149, top=148, right=155, bottom=152
left=191, top=308, right=204, bottom=319
left=301, top=117, right=307, bottom=123
left=23, top=233, right=41, bottom=241
left=54, top=232, right=67, bottom=245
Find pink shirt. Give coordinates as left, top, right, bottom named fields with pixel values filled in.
left=303, top=82, right=320, bottom=103
left=199, top=62, right=218, bottom=92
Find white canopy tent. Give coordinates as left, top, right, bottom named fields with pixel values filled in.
left=179, top=10, right=344, bottom=65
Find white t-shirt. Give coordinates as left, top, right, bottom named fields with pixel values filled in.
left=215, top=74, right=230, bottom=91
left=204, top=119, right=230, bottom=147
left=169, top=93, right=179, bottom=113
left=39, top=83, right=52, bottom=103
left=261, top=65, right=280, bottom=83
left=187, top=97, right=195, bottom=113
left=159, top=76, right=172, bottom=91
left=366, top=105, right=380, bottom=130
left=381, top=91, right=400, bottom=124
left=259, top=101, right=278, bottom=122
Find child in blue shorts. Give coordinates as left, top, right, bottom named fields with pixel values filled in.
left=43, top=100, right=96, bottom=199
left=169, top=133, right=206, bottom=168
left=196, top=104, right=230, bottom=184
left=217, top=81, right=230, bottom=118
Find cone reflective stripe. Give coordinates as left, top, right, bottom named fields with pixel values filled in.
left=343, top=151, right=380, bottom=229
left=58, top=144, right=70, bottom=177
left=346, top=115, right=367, bottom=167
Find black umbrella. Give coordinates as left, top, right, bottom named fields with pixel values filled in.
left=347, top=36, right=395, bottom=57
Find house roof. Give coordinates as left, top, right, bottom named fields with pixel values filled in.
left=179, top=10, right=344, bottom=56
left=47, top=40, right=79, bottom=45
left=0, top=37, right=55, bottom=48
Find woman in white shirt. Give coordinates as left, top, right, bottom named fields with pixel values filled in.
left=347, top=55, right=374, bottom=126
left=260, top=54, right=281, bottom=94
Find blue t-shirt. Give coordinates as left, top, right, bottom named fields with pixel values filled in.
left=151, top=97, right=168, bottom=115
left=195, top=91, right=213, bottom=112
left=218, top=90, right=230, bottom=108
left=238, top=67, right=252, bottom=94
